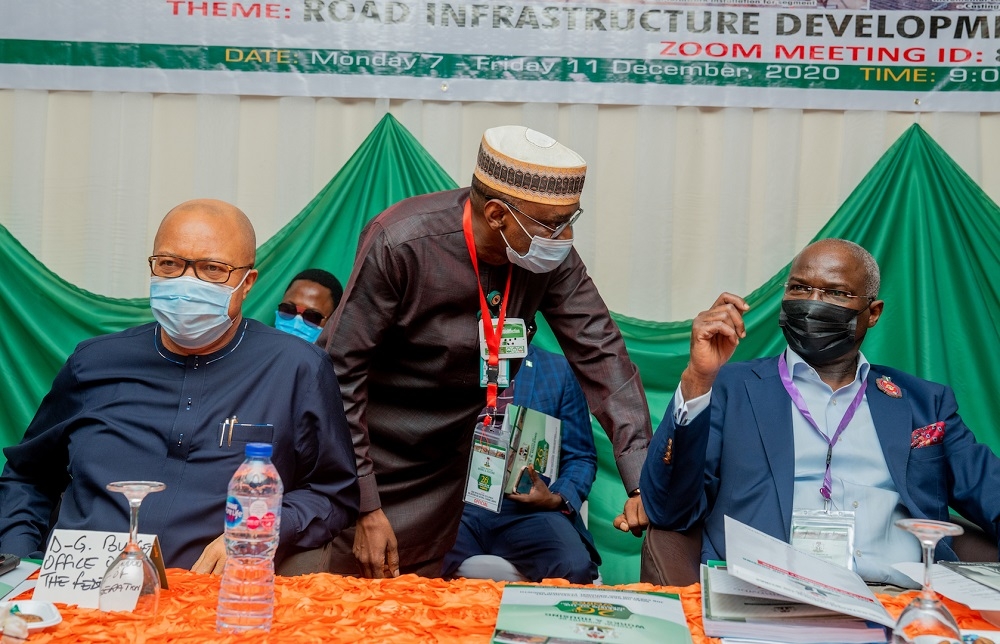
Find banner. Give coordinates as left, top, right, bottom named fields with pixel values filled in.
left=1, top=0, right=998, bottom=110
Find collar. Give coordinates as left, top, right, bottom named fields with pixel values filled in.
left=784, top=346, right=870, bottom=389
left=153, top=319, right=249, bottom=366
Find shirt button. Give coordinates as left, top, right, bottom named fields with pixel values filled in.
left=831, top=399, right=838, bottom=406
left=855, top=549, right=863, bottom=557
left=852, top=501, right=859, bottom=508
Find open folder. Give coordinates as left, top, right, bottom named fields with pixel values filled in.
left=700, top=516, right=894, bottom=643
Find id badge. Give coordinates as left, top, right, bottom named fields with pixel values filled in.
left=790, top=509, right=856, bottom=570
left=479, top=356, right=510, bottom=387
left=480, top=317, right=529, bottom=360
left=463, top=415, right=511, bottom=513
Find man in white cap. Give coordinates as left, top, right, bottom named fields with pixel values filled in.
left=323, top=126, right=652, bottom=578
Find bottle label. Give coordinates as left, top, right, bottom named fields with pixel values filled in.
left=224, top=496, right=244, bottom=529
left=261, top=511, right=277, bottom=531
left=225, top=495, right=281, bottom=532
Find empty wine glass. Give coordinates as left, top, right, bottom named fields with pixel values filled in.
left=99, top=481, right=166, bottom=616
left=892, top=518, right=965, bottom=644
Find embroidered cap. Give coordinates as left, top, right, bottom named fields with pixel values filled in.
left=474, top=126, right=587, bottom=206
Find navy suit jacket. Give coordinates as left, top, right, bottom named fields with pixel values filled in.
left=511, top=345, right=599, bottom=560
left=641, top=354, right=1000, bottom=563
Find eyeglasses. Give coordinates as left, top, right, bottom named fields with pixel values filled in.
left=277, top=302, right=327, bottom=327
left=498, top=200, right=583, bottom=239
left=784, top=282, right=873, bottom=305
left=149, top=255, right=253, bottom=284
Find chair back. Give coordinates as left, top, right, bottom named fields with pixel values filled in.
left=951, top=515, right=999, bottom=562
left=639, top=525, right=703, bottom=587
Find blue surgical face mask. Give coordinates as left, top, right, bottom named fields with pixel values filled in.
left=274, top=311, right=323, bottom=343
left=150, top=273, right=247, bottom=350
left=499, top=205, right=574, bottom=274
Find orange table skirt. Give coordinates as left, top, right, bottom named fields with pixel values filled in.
left=18, top=569, right=999, bottom=643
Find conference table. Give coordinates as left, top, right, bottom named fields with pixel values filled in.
left=13, top=568, right=999, bottom=643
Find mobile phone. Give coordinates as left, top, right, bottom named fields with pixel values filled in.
left=0, top=553, right=20, bottom=576
left=514, top=467, right=534, bottom=495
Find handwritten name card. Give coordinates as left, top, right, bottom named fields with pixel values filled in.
left=33, top=529, right=167, bottom=608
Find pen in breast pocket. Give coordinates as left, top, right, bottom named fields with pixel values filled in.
left=219, top=415, right=238, bottom=447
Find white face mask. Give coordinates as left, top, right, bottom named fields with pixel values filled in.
left=149, top=273, right=247, bottom=349
left=499, top=205, right=574, bottom=274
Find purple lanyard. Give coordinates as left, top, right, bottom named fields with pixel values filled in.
left=777, top=352, right=868, bottom=508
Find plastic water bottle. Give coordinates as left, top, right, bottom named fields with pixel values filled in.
left=216, top=442, right=283, bottom=633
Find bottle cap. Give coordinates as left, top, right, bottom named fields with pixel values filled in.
left=245, top=442, right=273, bottom=458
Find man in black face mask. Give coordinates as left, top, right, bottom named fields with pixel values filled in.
left=639, top=238, right=1000, bottom=587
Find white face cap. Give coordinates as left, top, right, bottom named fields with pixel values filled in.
left=474, top=126, right=587, bottom=206
left=483, top=126, right=586, bottom=168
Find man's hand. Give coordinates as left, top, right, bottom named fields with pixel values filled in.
left=507, top=466, right=563, bottom=511
left=682, top=292, right=749, bottom=399
left=613, top=494, right=648, bottom=536
left=191, top=534, right=227, bottom=575
left=353, top=508, right=400, bottom=578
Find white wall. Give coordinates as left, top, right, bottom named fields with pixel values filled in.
left=1, top=88, right=997, bottom=322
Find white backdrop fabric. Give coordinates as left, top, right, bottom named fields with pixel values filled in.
left=1, top=88, right=997, bottom=323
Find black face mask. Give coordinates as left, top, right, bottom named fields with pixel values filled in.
left=779, top=299, right=864, bottom=365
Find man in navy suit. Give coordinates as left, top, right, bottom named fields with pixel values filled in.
left=444, top=344, right=600, bottom=583
left=641, top=238, right=1000, bottom=586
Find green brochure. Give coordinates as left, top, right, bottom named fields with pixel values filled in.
left=503, top=405, right=562, bottom=494
left=492, top=584, right=694, bottom=643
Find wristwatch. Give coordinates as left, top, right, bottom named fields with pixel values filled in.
left=628, top=487, right=641, bottom=498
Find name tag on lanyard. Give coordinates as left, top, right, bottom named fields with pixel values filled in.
left=790, top=509, right=856, bottom=571
left=463, top=413, right=512, bottom=513
left=478, top=317, right=526, bottom=387
left=480, top=317, right=529, bottom=361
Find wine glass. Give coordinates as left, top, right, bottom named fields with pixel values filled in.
left=892, top=518, right=965, bottom=644
left=99, top=481, right=166, bottom=616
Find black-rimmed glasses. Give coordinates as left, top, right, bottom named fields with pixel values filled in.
left=148, top=255, right=253, bottom=284
left=498, top=200, right=583, bottom=239
left=784, top=282, right=873, bottom=305
left=277, top=302, right=327, bottom=327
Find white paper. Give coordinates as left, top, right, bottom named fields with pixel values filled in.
left=893, top=563, right=1000, bottom=611
left=0, top=562, right=40, bottom=602
left=706, top=565, right=796, bottom=599
left=704, top=566, right=839, bottom=620
left=724, top=515, right=895, bottom=627
left=97, top=558, right=144, bottom=612
left=1, top=581, right=36, bottom=603
left=33, top=529, right=161, bottom=609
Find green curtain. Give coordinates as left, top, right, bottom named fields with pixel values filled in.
left=0, top=114, right=457, bottom=458
left=2, top=120, right=999, bottom=586
left=241, top=118, right=458, bottom=321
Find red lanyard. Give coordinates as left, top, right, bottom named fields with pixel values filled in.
left=463, top=199, right=512, bottom=425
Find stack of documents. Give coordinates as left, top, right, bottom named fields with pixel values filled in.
left=702, top=565, right=888, bottom=643
left=701, top=517, right=894, bottom=644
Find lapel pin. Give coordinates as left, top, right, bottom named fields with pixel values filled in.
left=876, top=376, right=902, bottom=398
